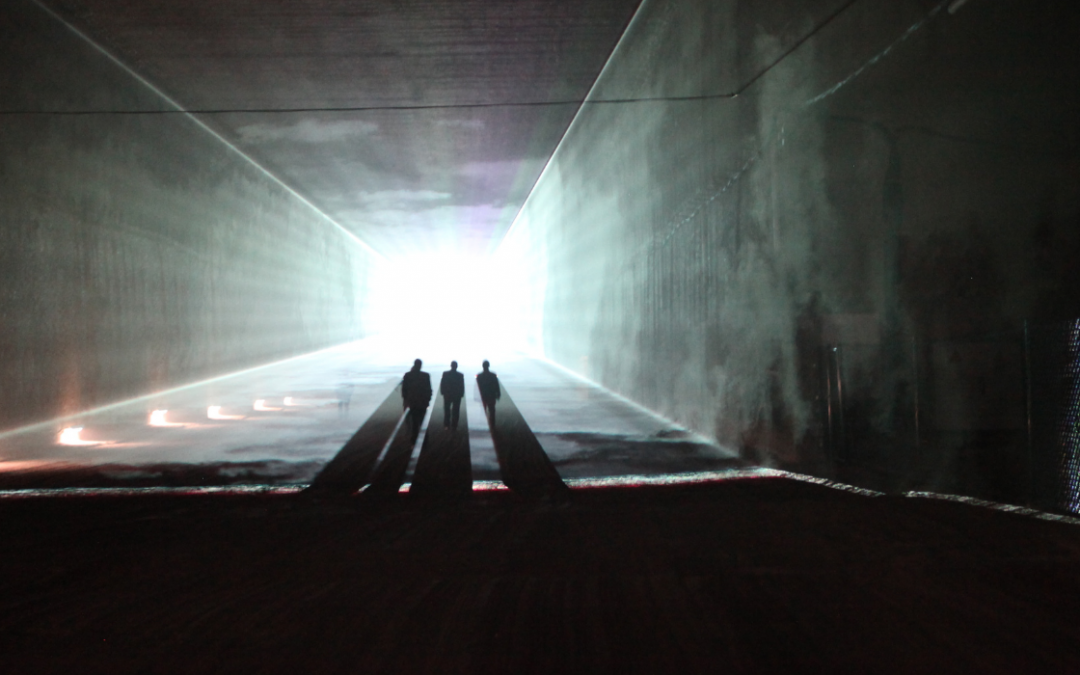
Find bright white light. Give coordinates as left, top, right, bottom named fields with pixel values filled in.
left=148, top=409, right=184, bottom=427
left=253, top=399, right=281, bottom=412
left=283, top=397, right=295, bottom=406
left=58, top=427, right=101, bottom=446
left=207, top=406, right=244, bottom=420
left=491, top=216, right=548, bottom=356
left=369, top=251, right=532, bottom=360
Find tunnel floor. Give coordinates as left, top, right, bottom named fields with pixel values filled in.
left=0, top=337, right=742, bottom=492
left=2, top=476, right=1079, bottom=673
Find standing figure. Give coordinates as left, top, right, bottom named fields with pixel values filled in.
left=476, top=360, right=501, bottom=424
left=401, top=359, right=432, bottom=443
left=440, top=361, right=465, bottom=430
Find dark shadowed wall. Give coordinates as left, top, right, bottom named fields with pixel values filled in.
left=503, top=0, right=1080, bottom=504
left=0, top=0, right=377, bottom=431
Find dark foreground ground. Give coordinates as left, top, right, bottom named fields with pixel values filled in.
left=2, top=478, right=1079, bottom=674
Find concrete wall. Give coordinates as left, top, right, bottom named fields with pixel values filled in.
left=0, top=0, right=376, bottom=430
left=502, top=0, right=1080, bottom=499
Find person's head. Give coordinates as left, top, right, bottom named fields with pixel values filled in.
left=482, top=360, right=490, bottom=371
left=450, top=360, right=458, bottom=370
left=413, top=358, right=422, bottom=370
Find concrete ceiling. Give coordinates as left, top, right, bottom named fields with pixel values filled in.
left=42, top=0, right=642, bottom=259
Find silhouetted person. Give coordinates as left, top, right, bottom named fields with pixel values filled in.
left=476, top=360, right=501, bottom=424
left=401, top=359, right=432, bottom=443
left=440, top=360, right=465, bottom=430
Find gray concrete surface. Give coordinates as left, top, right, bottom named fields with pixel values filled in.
left=0, top=340, right=403, bottom=483
left=3, top=0, right=1080, bottom=507
left=0, top=338, right=739, bottom=489
left=1, top=0, right=378, bottom=432
left=499, top=0, right=1080, bottom=500
left=35, top=0, right=641, bottom=259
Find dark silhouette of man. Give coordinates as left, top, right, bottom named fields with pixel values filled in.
left=476, top=360, right=501, bottom=424
left=439, top=361, right=465, bottom=430
left=401, top=359, right=432, bottom=443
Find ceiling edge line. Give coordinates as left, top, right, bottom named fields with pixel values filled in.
left=492, top=0, right=650, bottom=255
left=28, top=0, right=386, bottom=262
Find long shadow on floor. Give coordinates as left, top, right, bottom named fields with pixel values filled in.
left=306, top=383, right=404, bottom=495
left=409, top=389, right=472, bottom=498
left=486, top=386, right=567, bottom=498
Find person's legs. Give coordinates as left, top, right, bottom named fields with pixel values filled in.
left=409, top=407, right=426, bottom=443
left=450, top=398, right=461, bottom=429
left=443, top=398, right=452, bottom=427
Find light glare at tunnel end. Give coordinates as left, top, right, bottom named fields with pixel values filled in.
left=368, top=248, right=542, bottom=362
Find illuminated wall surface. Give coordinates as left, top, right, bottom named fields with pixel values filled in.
left=3, top=0, right=1080, bottom=509
left=501, top=0, right=1080, bottom=505
left=0, top=0, right=377, bottom=430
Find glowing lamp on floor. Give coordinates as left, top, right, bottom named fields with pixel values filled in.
left=58, top=427, right=102, bottom=446
left=207, top=406, right=244, bottom=421
left=149, top=409, right=184, bottom=427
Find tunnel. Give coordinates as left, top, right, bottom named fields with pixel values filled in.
left=2, top=0, right=1080, bottom=671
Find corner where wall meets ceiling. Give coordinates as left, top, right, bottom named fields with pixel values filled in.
left=34, top=0, right=644, bottom=259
